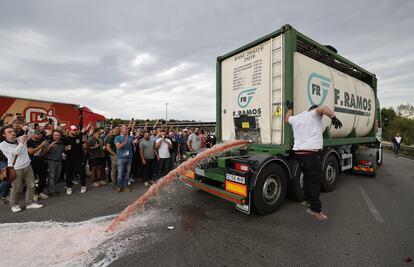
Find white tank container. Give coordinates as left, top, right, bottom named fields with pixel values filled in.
left=294, top=53, right=376, bottom=138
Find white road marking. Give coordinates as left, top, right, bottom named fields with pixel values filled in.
left=356, top=185, right=385, bottom=223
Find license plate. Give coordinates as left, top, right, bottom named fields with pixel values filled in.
left=226, top=173, right=246, bottom=184
left=195, top=168, right=205, bottom=176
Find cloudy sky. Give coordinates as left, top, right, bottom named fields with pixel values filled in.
left=0, top=0, right=413, bottom=121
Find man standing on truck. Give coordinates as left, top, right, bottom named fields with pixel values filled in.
left=285, top=101, right=342, bottom=221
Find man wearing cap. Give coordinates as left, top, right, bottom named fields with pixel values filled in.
left=285, top=101, right=342, bottom=221
left=64, top=125, right=87, bottom=194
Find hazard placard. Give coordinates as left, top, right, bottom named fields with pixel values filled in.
left=273, top=105, right=282, bottom=116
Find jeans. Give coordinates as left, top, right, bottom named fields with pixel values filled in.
left=116, top=158, right=132, bottom=189
left=46, top=160, right=62, bottom=193
left=66, top=158, right=86, bottom=188
left=31, top=157, right=47, bottom=194
left=294, top=151, right=323, bottom=213
left=10, top=165, right=36, bottom=206
left=142, top=158, right=157, bottom=182
left=158, top=158, right=171, bottom=179
left=110, top=155, right=118, bottom=183
left=170, top=152, right=177, bottom=170
left=393, top=143, right=401, bottom=155
left=0, top=181, right=10, bottom=198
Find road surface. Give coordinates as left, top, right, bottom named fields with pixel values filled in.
left=0, top=152, right=413, bottom=266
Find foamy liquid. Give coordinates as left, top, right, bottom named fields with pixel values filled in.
left=0, top=209, right=163, bottom=267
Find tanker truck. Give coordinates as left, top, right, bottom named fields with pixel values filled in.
left=183, top=25, right=384, bottom=215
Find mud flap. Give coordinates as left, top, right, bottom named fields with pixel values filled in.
left=236, top=193, right=251, bottom=214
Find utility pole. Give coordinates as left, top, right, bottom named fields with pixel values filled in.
left=165, top=102, right=168, bottom=122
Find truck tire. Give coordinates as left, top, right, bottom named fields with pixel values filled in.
left=321, top=155, right=339, bottom=192
left=287, top=170, right=305, bottom=202
left=252, top=163, right=287, bottom=215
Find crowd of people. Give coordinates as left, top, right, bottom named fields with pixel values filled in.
left=0, top=113, right=216, bottom=213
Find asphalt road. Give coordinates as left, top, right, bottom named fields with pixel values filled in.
left=0, top=152, right=413, bottom=266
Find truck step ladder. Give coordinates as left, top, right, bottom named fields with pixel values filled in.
left=271, top=35, right=284, bottom=144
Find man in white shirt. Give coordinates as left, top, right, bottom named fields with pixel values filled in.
left=285, top=101, right=342, bottom=221
left=392, top=133, right=403, bottom=156
left=155, top=130, right=173, bottom=178
left=0, top=125, right=44, bottom=213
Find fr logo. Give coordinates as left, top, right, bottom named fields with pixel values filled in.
left=307, top=73, right=331, bottom=106
left=237, top=88, right=256, bottom=108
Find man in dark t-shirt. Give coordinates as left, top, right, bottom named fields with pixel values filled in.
left=27, top=130, right=49, bottom=199
left=64, top=125, right=87, bottom=194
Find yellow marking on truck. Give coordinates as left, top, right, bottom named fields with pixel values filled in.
left=242, top=122, right=250, bottom=129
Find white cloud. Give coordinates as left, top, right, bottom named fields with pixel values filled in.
left=0, top=0, right=413, bottom=120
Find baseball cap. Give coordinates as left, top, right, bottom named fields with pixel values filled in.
left=69, top=125, right=79, bottom=131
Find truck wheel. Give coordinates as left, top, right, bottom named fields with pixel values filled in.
left=322, top=155, right=339, bottom=192
left=252, top=164, right=287, bottom=215
left=287, top=170, right=305, bottom=202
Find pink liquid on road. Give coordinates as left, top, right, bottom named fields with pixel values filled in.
left=106, top=139, right=249, bottom=232
left=0, top=140, right=249, bottom=266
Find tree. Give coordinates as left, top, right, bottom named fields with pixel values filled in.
left=396, top=103, right=414, bottom=119
left=381, top=107, right=414, bottom=145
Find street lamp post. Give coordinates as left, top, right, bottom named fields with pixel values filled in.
left=165, top=103, right=168, bottom=122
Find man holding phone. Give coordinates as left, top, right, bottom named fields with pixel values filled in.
left=114, top=125, right=133, bottom=192
left=64, top=125, right=87, bottom=195
left=27, top=129, right=49, bottom=200
left=155, top=130, right=173, bottom=178
left=0, top=125, right=44, bottom=213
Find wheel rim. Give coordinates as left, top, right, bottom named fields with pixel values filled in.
left=326, top=164, right=336, bottom=184
left=262, top=175, right=281, bottom=204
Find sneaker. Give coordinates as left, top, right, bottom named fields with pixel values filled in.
left=72, top=180, right=79, bottom=185
left=144, top=182, right=149, bottom=187
left=91, top=182, right=101, bottom=187
left=81, top=186, right=87, bottom=194
left=99, top=180, right=107, bottom=186
left=130, top=178, right=135, bottom=183
left=301, top=201, right=311, bottom=208
left=306, top=209, right=328, bottom=221
left=128, top=181, right=131, bottom=186
left=124, top=187, right=131, bottom=192
left=11, top=205, right=22, bottom=213
left=33, top=194, right=39, bottom=202
left=26, top=203, right=44, bottom=210
left=66, top=188, right=72, bottom=195
left=38, top=193, right=49, bottom=199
